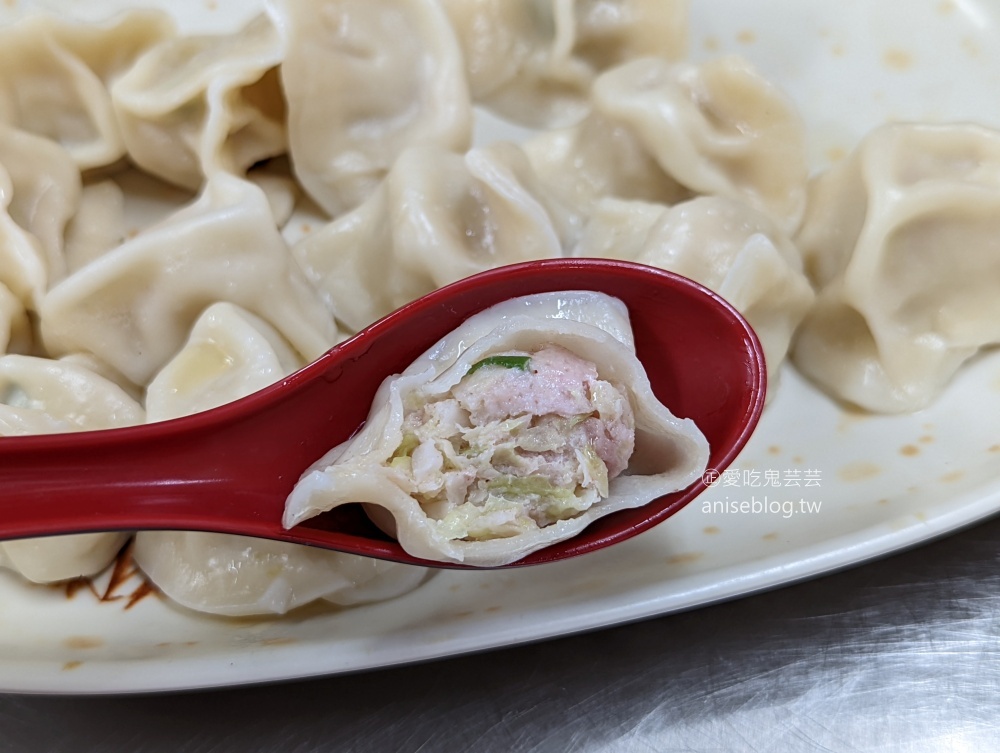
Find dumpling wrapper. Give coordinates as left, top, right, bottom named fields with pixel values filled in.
left=284, top=291, right=709, bottom=567
left=136, top=302, right=428, bottom=616
left=0, top=355, right=143, bottom=583
left=793, top=123, right=1000, bottom=412
left=576, top=196, right=815, bottom=392
left=293, top=142, right=571, bottom=333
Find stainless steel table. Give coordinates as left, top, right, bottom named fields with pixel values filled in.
left=2, top=514, right=1000, bottom=752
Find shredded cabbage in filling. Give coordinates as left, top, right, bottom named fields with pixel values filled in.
left=386, top=345, right=636, bottom=540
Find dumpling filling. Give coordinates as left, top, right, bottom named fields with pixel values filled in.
left=386, top=345, right=635, bottom=540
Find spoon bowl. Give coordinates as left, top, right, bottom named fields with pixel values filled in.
left=0, top=259, right=765, bottom=568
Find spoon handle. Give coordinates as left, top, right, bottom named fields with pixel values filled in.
left=0, top=408, right=275, bottom=540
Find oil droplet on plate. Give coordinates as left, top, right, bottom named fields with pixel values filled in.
left=665, top=552, right=703, bottom=566
left=839, top=461, right=882, bottom=482
left=883, top=48, right=914, bottom=71
left=64, top=636, right=103, bottom=650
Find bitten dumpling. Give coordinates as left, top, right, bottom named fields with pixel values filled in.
left=793, top=123, right=1000, bottom=413
left=284, top=292, right=708, bottom=566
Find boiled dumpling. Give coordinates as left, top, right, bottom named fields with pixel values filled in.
left=293, top=142, right=568, bottom=332
left=285, top=291, right=709, bottom=566
left=0, top=11, right=174, bottom=169
left=577, top=196, right=815, bottom=388
left=63, top=179, right=126, bottom=273
left=0, top=283, right=30, bottom=355
left=275, top=0, right=472, bottom=215
left=133, top=532, right=429, bottom=616
left=145, top=302, right=302, bottom=420
left=0, top=125, right=81, bottom=288
left=525, top=112, right=691, bottom=214
left=442, top=0, right=687, bottom=128
left=0, top=355, right=143, bottom=583
left=135, top=302, right=427, bottom=616
left=39, top=174, right=337, bottom=386
left=111, top=13, right=285, bottom=191
left=526, top=56, right=808, bottom=234
left=793, top=123, right=1000, bottom=413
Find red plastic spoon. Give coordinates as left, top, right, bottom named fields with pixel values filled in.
left=0, top=259, right=765, bottom=568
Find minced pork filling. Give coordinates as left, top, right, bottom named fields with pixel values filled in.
left=387, top=345, right=636, bottom=540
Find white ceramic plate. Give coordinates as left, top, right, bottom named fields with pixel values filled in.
left=3, top=0, right=1000, bottom=694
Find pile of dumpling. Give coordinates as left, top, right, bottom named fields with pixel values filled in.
left=1, top=0, right=996, bottom=616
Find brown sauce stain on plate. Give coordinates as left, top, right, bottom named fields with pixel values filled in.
left=736, top=29, right=757, bottom=45
left=664, top=552, right=703, bottom=566
left=64, top=636, right=103, bottom=650
left=883, top=48, right=915, bottom=71
left=59, top=541, right=159, bottom=610
left=259, top=637, right=298, bottom=647
left=900, top=444, right=920, bottom=457
left=62, top=661, right=83, bottom=671
left=940, top=470, right=965, bottom=483
left=962, top=37, right=981, bottom=60
left=839, top=461, right=882, bottom=482
left=703, top=526, right=720, bottom=535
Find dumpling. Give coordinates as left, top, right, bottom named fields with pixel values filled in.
left=526, top=56, right=809, bottom=234
left=0, top=11, right=175, bottom=170
left=111, top=13, right=285, bottom=191
left=793, top=123, right=1000, bottom=413
left=524, top=111, right=691, bottom=213
left=144, top=302, right=302, bottom=421
left=0, top=125, right=81, bottom=288
left=38, top=174, right=337, bottom=386
left=134, top=302, right=427, bottom=616
left=0, top=355, right=144, bottom=583
left=284, top=291, right=709, bottom=566
left=275, top=0, right=472, bottom=215
left=64, top=179, right=126, bottom=273
left=293, top=143, right=568, bottom=333
left=132, top=532, right=429, bottom=617
left=441, top=0, right=688, bottom=128
left=0, top=283, right=30, bottom=355
left=577, top=196, right=815, bottom=388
